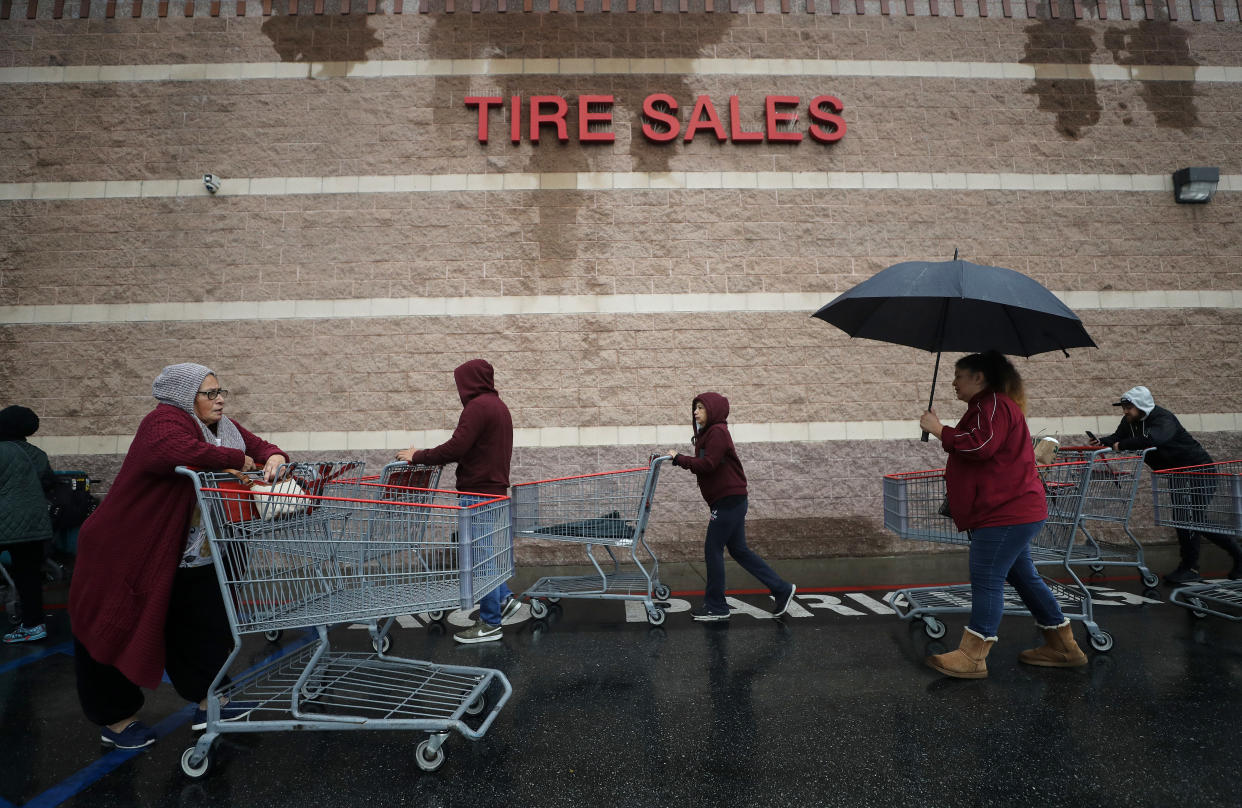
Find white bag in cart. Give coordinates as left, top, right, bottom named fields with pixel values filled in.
left=251, top=477, right=310, bottom=520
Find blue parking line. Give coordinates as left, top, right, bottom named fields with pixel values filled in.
left=13, top=630, right=317, bottom=808
left=20, top=706, right=196, bottom=808
left=0, top=642, right=72, bottom=675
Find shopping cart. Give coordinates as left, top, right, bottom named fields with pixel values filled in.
left=885, top=456, right=1116, bottom=652
left=511, top=455, right=671, bottom=626
left=1027, top=446, right=1158, bottom=587
left=1152, top=459, right=1242, bottom=621
left=362, top=462, right=449, bottom=628
left=175, top=466, right=514, bottom=778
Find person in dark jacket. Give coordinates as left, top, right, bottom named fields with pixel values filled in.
left=69, top=364, right=287, bottom=750
left=1093, top=385, right=1242, bottom=584
left=1, top=405, right=56, bottom=644
left=919, top=352, right=1086, bottom=678
left=666, top=392, right=795, bottom=621
left=396, top=359, right=518, bottom=644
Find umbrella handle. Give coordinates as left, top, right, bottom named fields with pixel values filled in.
left=921, top=429, right=930, bottom=443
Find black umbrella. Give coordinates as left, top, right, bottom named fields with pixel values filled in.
left=811, top=253, right=1096, bottom=439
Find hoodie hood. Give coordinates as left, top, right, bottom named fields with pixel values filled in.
left=454, top=359, right=497, bottom=405
left=693, top=392, right=730, bottom=432
left=1113, top=385, right=1155, bottom=416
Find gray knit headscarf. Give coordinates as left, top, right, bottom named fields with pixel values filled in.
left=152, top=363, right=245, bottom=450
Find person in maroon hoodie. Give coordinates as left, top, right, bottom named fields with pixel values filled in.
left=667, top=392, right=796, bottom=621
left=918, top=351, right=1087, bottom=678
left=396, top=359, right=518, bottom=644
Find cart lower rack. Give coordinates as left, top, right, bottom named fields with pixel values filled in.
left=176, top=466, right=514, bottom=778
left=511, top=456, right=670, bottom=626
left=884, top=455, right=1115, bottom=651
left=1152, top=459, right=1242, bottom=620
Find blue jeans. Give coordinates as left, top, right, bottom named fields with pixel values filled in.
left=462, top=494, right=513, bottom=627
left=967, top=520, right=1064, bottom=637
left=703, top=496, right=790, bottom=614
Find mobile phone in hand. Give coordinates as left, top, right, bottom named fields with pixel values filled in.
left=1085, top=430, right=1098, bottom=444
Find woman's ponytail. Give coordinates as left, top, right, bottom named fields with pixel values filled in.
left=956, top=350, right=1027, bottom=413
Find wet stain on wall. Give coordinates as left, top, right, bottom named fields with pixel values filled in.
left=1021, top=18, right=1102, bottom=140
left=1104, top=20, right=1200, bottom=132
left=261, top=14, right=383, bottom=72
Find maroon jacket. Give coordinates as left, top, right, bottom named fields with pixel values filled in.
left=939, top=390, right=1047, bottom=531
left=68, top=404, right=285, bottom=689
left=672, top=392, right=748, bottom=506
left=409, top=359, right=513, bottom=496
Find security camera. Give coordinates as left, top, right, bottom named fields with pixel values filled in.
left=203, top=173, right=221, bottom=194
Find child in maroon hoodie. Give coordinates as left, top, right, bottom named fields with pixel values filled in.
left=667, top=392, right=795, bottom=621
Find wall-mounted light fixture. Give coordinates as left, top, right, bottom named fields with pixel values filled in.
left=1172, top=166, right=1219, bottom=204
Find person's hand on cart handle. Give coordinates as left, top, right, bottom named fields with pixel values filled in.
left=919, top=409, right=944, bottom=439
left=262, top=454, right=287, bottom=482
left=241, top=455, right=257, bottom=473
left=664, top=449, right=680, bottom=461
left=394, top=447, right=416, bottom=463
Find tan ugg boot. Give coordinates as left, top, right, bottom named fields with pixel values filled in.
left=1018, top=619, right=1088, bottom=667
left=926, top=627, right=996, bottom=679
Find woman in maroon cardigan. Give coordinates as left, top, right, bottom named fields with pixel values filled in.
left=918, top=351, right=1087, bottom=679
left=69, top=363, right=287, bottom=749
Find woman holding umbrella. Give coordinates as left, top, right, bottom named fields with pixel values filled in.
left=917, top=351, right=1087, bottom=678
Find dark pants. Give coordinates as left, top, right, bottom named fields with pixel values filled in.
left=703, top=496, right=790, bottom=614
left=1175, top=528, right=1242, bottom=572
left=74, top=564, right=234, bottom=726
left=6, top=540, right=45, bottom=629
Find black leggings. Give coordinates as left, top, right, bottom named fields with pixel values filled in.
left=74, top=564, right=235, bottom=726
left=6, top=540, right=45, bottom=629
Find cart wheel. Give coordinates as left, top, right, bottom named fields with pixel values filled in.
left=1089, top=630, right=1114, bottom=652
left=372, top=634, right=391, bottom=654
left=1189, top=597, right=1208, bottom=619
left=923, top=617, right=946, bottom=639
left=415, top=739, right=446, bottom=773
left=1089, top=564, right=1105, bottom=574
left=181, top=746, right=211, bottom=779
left=529, top=599, right=549, bottom=620
left=647, top=607, right=666, bottom=626
left=263, top=630, right=282, bottom=643
left=424, top=610, right=445, bottom=622
left=464, top=694, right=486, bottom=716
left=1141, top=572, right=1160, bottom=588
left=653, top=584, right=671, bottom=601
left=547, top=596, right=561, bottom=604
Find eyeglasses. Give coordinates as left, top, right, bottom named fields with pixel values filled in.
left=196, top=388, right=229, bottom=400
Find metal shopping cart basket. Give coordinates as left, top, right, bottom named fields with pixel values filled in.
left=1028, top=446, right=1158, bottom=587
left=1152, top=459, right=1242, bottom=621
left=511, top=455, right=671, bottom=626
left=176, top=466, right=514, bottom=778
left=361, top=462, right=449, bottom=630
left=884, top=456, right=1116, bottom=652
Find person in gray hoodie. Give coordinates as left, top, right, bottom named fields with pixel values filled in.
left=1093, top=385, right=1242, bottom=584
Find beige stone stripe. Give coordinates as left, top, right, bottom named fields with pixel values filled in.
left=28, top=413, right=1242, bottom=457
left=1, top=59, right=1240, bottom=86
left=3, top=172, right=1241, bottom=203
left=3, top=290, right=1241, bottom=326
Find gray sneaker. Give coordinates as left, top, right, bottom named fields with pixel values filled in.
left=454, top=621, right=502, bottom=644
left=500, top=596, right=521, bottom=621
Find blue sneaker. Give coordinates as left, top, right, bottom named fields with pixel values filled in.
left=100, top=721, right=156, bottom=749
left=191, top=700, right=256, bottom=731
left=3, top=624, right=47, bottom=644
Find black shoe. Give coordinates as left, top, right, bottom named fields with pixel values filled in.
left=1164, top=567, right=1202, bottom=585
left=771, top=584, right=797, bottom=617
left=690, top=605, right=730, bottom=622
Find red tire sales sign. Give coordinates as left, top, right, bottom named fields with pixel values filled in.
left=465, top=94, right=846, bottom=144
